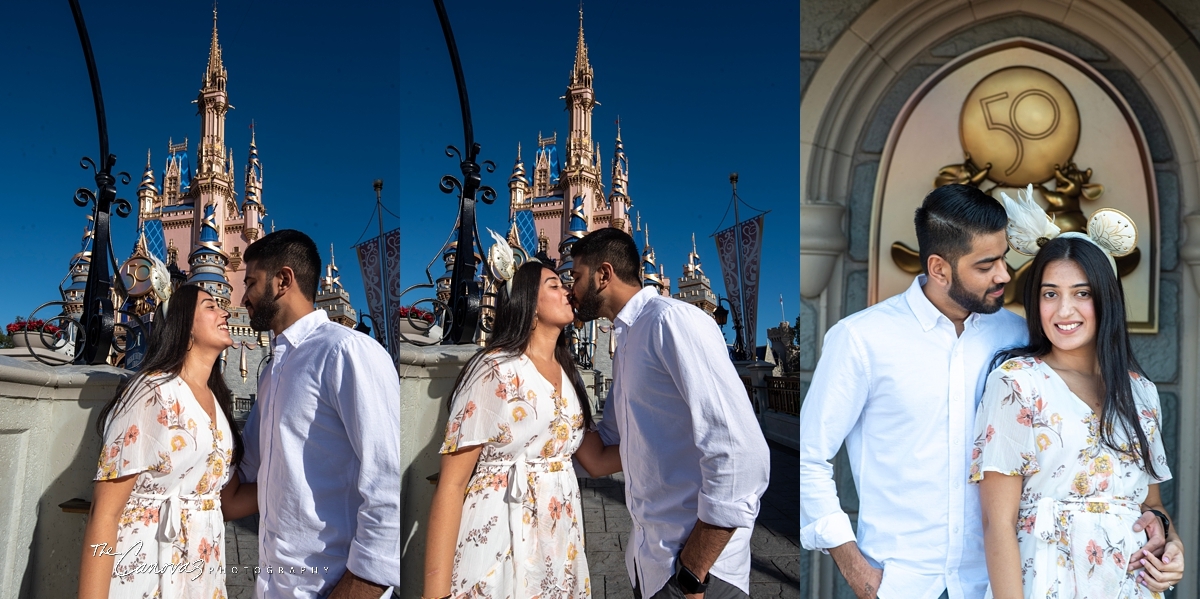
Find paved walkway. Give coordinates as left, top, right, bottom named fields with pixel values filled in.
left=223, top=446, right=799, bottom=599
left=582, top=442, right=800, bottom=598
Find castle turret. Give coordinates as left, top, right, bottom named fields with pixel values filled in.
left=316, top=245, right=358, bottom=328
left=558, top=195, right=589, bottom=284
left=509, top=143, right=530, bottom=211
left=674, top=232, right=717, bottom=315
left=641, top=223, right=665, bottom=292
left=243, top=125, right=265, bottom=242
left=560, top=7, right=603, bottom=245
left=608, top=118, right=630, bottom=233
left=138, top=151, right=157, bottom=220
left=192, top=7, right=235, bottom=249
left=61, top=216, right=95, bottom=317
left=187, top=202, right=232, bottom=307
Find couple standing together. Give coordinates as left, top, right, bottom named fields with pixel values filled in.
left=421, top=228, right=772, bottom=599
left=800, top=184, right=1186, bottom=598
left=81, top=229, right=401, bottom=599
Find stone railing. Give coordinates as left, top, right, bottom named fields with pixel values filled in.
left=0, top=357, right=127, bottom=599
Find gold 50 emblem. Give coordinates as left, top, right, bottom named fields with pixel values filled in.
left=960, top=66, right=1080, bottom=186
left=120, top=257, right=156, bottom=298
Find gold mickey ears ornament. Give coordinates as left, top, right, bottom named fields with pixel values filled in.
left=1000, top=184, right=1138, bottom=275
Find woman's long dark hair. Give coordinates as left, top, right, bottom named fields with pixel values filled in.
left=447, top=261, right=595, bottom=431
left=96, top=284, right=243, bottom=470
left=993, top=236, right=1157, bottom=478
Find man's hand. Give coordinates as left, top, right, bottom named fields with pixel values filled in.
left=829, top=541, right=882, bottom=599
left=1129, top=510, right=1166, bottom=572
left=327, top=569, right=388, bottom=599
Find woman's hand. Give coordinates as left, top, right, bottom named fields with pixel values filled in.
left=573, top=431, right=621, bottom=478
left=1136, top=542, right=1184, bottom=592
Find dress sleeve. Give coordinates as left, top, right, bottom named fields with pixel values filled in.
left=95, top=378, right=173, bottom=481
left=439, top=355, right=511, bottom=454
left=969, top=361, right=1041, bottom=483
left=1132, top=373, right=1173, bottom=483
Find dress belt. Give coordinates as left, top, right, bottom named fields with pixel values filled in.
left=474, top=457, right=571, bottom=590
left=129, top=489, right=221, bottom=594
left=1025, top=497, right=1141, bottom=596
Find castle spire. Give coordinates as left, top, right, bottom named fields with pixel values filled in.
left=204, top=4, right=226, bottom=91
left=572, top=3, right=592, bottom=86
left=243, top=121, right=265, bottom=241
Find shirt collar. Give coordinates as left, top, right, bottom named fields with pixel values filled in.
left=614, top=287, right=658, bottom=329
left=905, top=275, right=982, bottom=332
left=277, top=309, right=328, bottom=348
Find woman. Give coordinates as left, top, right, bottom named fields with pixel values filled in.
left=79, top=285, right=256, bottom=598
left=423, top=261, right=622, bottom=599
left=971, top=235, right=1185, bottom=597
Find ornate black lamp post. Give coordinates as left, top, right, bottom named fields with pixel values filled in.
left=714, top=296, right=749, bottom=362
left=68, top=0, right=133, bottom=365
left=433, top=0, right=497, bottom=345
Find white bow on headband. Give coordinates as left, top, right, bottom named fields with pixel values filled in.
left=487, top=228, right=516, bottom=294
left=1000, top=184, right=1138, bottom=275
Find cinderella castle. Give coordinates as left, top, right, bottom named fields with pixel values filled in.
left=495, top=10, right=718, bottom=317
left=57, top=11, right=359, bottom=401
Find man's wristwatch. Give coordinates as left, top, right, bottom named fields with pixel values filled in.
left=675, top=560, right=710, bottom=595
left=1149, top=508, right=1170, bottom=537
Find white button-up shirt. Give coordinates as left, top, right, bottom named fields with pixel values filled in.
left=799, top=276, right=1026, bottom=599
left=597, top=288, right=770, bottom=594
left=240, top=309, right=401, bottom=598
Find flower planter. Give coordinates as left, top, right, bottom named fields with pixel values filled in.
left=11, top=331, right=63, bottom=350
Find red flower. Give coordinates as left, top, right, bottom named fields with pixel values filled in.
left=985, top=425, right=996, bottom=442
left=1113, top=551, right=1126, bottom=569
left=1086, top=540, right=1103, bottom=565
left=123, top=425, right=139, bottom=447
left=1017, top=408, right=1034, bottom=427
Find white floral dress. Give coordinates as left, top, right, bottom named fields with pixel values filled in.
left=95, top=374, right=234, bottom=599
left=440, top=353, right=590, bottom=598
left=970, top=357, right=1171, bottom=599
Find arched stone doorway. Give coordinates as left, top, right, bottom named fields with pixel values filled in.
left=801, top=1, right=1200, bottom=597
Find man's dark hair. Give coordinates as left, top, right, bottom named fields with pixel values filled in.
left=570, top=228, right=641, bottom=286
left=913, top=184, right=1007, bottom=271
left=243, top=229, right=321, bottom=301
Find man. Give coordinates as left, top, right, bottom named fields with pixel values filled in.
left=239, top=230, right=400, bottom=598
left=569, top=228, right=770, bottom=599
left=799, top=184, right=1167, bottom=599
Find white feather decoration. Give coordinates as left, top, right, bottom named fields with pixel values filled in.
left=148, top=255, right=173, bottom=315
left=1001, top=184, right=1060, bottom=256
left=487, top=228, right=516, bottom=293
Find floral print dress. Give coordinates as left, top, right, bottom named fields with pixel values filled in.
left=970, top=357, right=1171, bottom=599
left=95, top=374, right=234, bottom=599
left=440, top=353, right=590, bottom=598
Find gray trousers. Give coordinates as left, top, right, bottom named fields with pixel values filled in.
left=633, top=574, right=749, bottom=599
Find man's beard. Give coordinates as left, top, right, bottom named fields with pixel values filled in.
left=247, top=288, right=280, bottom=331
left=573, top=278, right=603, bottom=323
left=948, top=271, right=1005, bottom=315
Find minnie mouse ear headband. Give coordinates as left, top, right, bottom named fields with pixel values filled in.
left=1000, top=184, right=1137, bottom=275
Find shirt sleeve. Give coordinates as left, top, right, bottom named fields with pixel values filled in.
left=595, top=386, right=620, bottom=446
left=440, top=355, right=510, bottom=454
left=95, top=378, right=172, bottom=481
left=655, top=305, right=770, bottom=531
left=238, top=397, right=260, bottom=484
left=325, top=334, right=401, bottom=588
left=1132, top=374, right=1172, bottom=483
left=968, top=361, right=1040, bottom=484
left=798, top=321, right=866, bottom=552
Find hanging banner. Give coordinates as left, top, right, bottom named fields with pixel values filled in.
left=714, top=214, right=765, bottom=358
left=355, top=236, right=385, bottom=342
left=383, top=228, right=402, bottom=354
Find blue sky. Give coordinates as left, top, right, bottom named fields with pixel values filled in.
left=0, top=1, right=798, bottom=345
left=0, top=1, right=401, bottom=326
left=399, top=0, right=800, bottom=343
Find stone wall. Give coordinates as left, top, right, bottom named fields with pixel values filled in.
left=0, top=357, right=126, bottom=599
left=801, top=2, right=1199, bottom=597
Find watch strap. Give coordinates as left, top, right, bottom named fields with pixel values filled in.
left=675, top=560, right=710, bottom=594
left=1149, top=508, right=1170, bottom=537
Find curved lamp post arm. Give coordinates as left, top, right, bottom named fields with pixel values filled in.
left=432, top=0, right=496, bottom=345
left=68, top=0, right=131, bottom=365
